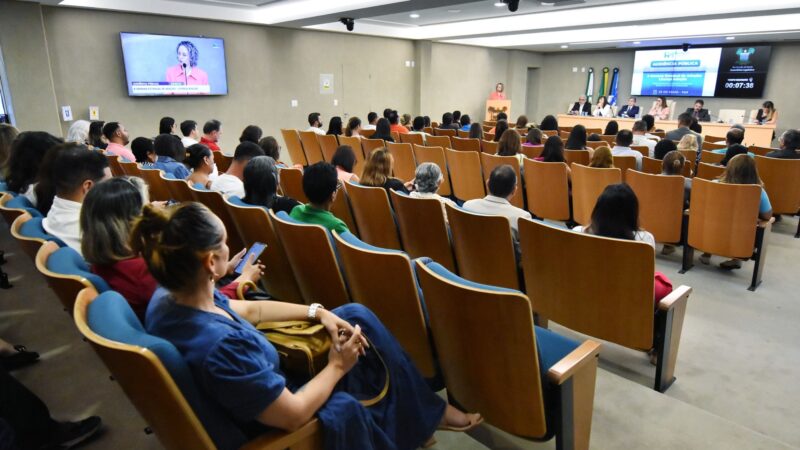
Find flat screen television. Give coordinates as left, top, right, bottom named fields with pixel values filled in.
left=120, top=32, right=228, bottom=97
left=630, top=45, right=770, bottom=98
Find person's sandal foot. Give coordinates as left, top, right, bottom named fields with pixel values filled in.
left=43, top=416, right=102, bottom=449
left=437, top=413, right=483, bottom=432
left=699, top=253, right=711, bottom=265
left=719, top=259, right=742, bottom=270
left=661, top=245, right=675, bottom=256
left=1, top=345, right=40, bottom=371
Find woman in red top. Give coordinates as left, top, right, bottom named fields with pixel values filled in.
left=80, top=176, right=262, bottom=321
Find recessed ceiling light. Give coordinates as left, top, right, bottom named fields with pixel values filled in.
left=726, top=36, right=735, bottom=40
left=447, top=9, right=461, bottom=13
left=409, top=13, right=420, bottom=18
left=541, top=1, right=556, bottom=5
left=494, top=2, right=506, bottom=7
left=561, top=44, right=569, bottom=48
left=633, top=41, right=641, bottom=44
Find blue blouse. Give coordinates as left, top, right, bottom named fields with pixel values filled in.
left=155, top=156, right=191, bottom=180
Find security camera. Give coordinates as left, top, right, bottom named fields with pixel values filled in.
left=682, top=43, right=690, bottom=52
left=339, top=17, right=355, bottom=32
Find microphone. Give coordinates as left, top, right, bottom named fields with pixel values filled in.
left=182, top=63, right=188, bottom=86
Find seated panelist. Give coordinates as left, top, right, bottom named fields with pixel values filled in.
left=569, top=95, right=592, bottom=116
left=617, top=97, right=640, bottom=118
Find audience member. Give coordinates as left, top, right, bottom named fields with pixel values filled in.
left=617, top=97, right=640, bottom=118
left=452, top=111, right=462, bottom=126
left=180, top=120, right=199, bottom=147
left=361, top=147, right=410, bottom=194
left=66, top=120, right=90, bottom=145
left=370, top=118, right=394, bottom=142
left=306, top=112, right=325, bottom=136
left=711, top=129, right=746, bottom=156
left=389, top=111, right=409, bottom=134
left=362, top=112, right=378, bottom=131
left=383, top=108, right=393, bottom=120
left=766, top=129, right=800, bottom=159
left=604, top=120, right=619, bottom=136
left=515, top=115, right=529, bottom=130
left=490, top=113, right=508, bottom=134
left=0, top=124, right=20, bottom=176
left=401, top=113, right=413, bottom=128
left=631, top=120, right=656, bottom=157
left=593, top=96, right=612, bottom=117
left=642, top=114, right=659, bottom=137
left=423, top=116, right=432, bottom=128
left=493, top=120, right=509, bottom=142
left=185, top=144, right=215, bottom=189
left=159, top=117, right=176, bottom=135
left=689, top=118, right=703, bottom=134
left=666, top=113, right=702, bottom=150
left=88, top=121, right=106, bottom=149
left=653, top=139, right=678, bottom=160
left=131, top=137, right=157, bottom=167
left=463, top=165, right=531, bottom=233
left=497, top=129, right=524, bottom=164
left=5, top=132, right=63, bottom=206
left=589, top=146, right=614, bottom=168
left=676, top=134, right=699, bottom=159
left=538, top=136, right=567, bottom=164
left=410, top=163, right=457, bottom=222
left=408, top=116, right=428, bottom=143
left=344, top=117, right=363, bottom=138
left=209, top=141, right=264, bottom=197
left=648, top=96, right=670, bottom=120
left=686, top=99, right=710, bottom=122
left=331, top=145, right=360, bottom=183
left=239, top=125, right=263, bottom=144
left=290, top=162, right=349, bottom=233
left=660, top=150, right=691, bottom=256
left=153, top=134, right=190, bottom=179
left=719, top=144, right=751, bottom=166
left=39, top=144, right=110, bottom=253
left=460, top=115, right=472, bottom=131
left=469, top=123, right=483, bottom=140
left=240, top=156, right=300, bottom=214
left=524, top=128, right=543, bottom=146
left=569, top=95, right=591, bottom=116
left=611, top=130, right=642, bottom=169
left=440, top=112, right=460, bottom=131
left=102, top=121, right=135, bottom=162
left=565, top=125, right=588, bottom=151
left=587, top=133, right=601, bottom=142
left=327, top=117, right=344, bottom=136
left=201, top=119, right=223, bottom=151
left=258, top=136, right=284, bottom=165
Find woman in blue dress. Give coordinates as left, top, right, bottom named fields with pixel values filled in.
left=133, top=202, right=481, bottom=450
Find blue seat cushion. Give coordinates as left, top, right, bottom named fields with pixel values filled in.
left=20, top=217, right=65, bottom=246
left=422, top=260, right=520, bottom=294
left=88, top=291, right=247, bottom=450
left=6, top=195, right=43, bottom=218
left=45, top=246, right=110, bottom=292
left=227, top=196, right=248, bottom=207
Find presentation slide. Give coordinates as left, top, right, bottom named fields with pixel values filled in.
left=631, top=48, right=721, bottom=97
left=120, top=33, right=228, bottom=97
left=714, top=46, right=771, bottom=98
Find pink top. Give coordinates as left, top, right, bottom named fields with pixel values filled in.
left=106, top=142, right=136, bottom=163
left=648, top=105, right=670, bottom=120
left=489, top=92, right=506, bottom=100
left=165, top=64, right=209, bottom=85
left=337, top=167, right=357, bottom=183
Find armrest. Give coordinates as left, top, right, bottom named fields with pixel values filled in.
left=547, top=340, right=601, bottom=386
left=240, top=419, right=321, bottom=450
left=657, top=285, right=692, bottom=312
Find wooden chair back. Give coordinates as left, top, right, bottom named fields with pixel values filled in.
left=755, top=155, right=800, bottom=215
left=298, top=131, right=325, bottom=165
left=385, top=142, right=417, bottom=182
left=426, top=135, right=451, bottom=149
left=700, top=150, right=725, bottom=164
left=278, top=168, right=309, bottom=204
left=399, top=133, right=423, bottom=146
left=748, top=145, right=775, bottom=157
left=641, top=156, right=662, bottom=174
left=612, top=156, right=637, bottom=182
left=139, top=169, right=173, bottom=202
left=558, top=126, right=573, bottom=132
left=482, top=125, right=493, bottom=133
left=519, top=219, right=655, bottom=350
left=484, top=133, right=496, bottom=142
left=480, top=140, right=498, bottom=154
left=360, top=129, right=375, bottom=139
left=585, top=128, right=603, bottom=135
left=571, top=164, right=622, bottom=225
left=630, top=145, right=648, bottom=156
left=704, top=135, right=726, bottom=143
left=345, top=181, right=401, bottom=250
left=695, top=162, right=725, bottom=180
left=627, top=170, right=685, bottom=243
left=188, top=186, right=245, bottom=254
left=269, top=210, right=349, bottom=308
left=564, top=149, right=591, bottom=167
left=702, top=141, right=727, bottom=151
left=389, top=190, right=456, bottom=272
left=390, top=131, right=400, bottom=143
left=446, top=148, right=486, bottom=202
left=457, top=130, right=470, bottom=138
left=412, top=145, right=452, bottom=196
left=445, top=204, right=520, bottom=290
left=337, top=135, right=366, bottom=176
left=280, top=129, right=308, bottom=166
left=213, top=152, right=232, bottom=173
left=519, top=145, right=543, bottom=159
left=586, top=141, right=606, bottom=150
left=524, top=159, right=570, bottom=221
left=479, top=153, right=522, bottom=208
left=329, top=183, right=358, bottom=236
left=483, top=120, right=497, bottom=127
left=559, top=130, right=570, bottom=139
left=9, top=213, right=47, bottom=261
left=688, top=178, right=761, bottom=258
left=679, top=149, right=697, bottom=164
left=106, top=154, right=124, bottom=176
left=434, top=128, right=456, bottom=137
left=415, top=261, right=549, bottom=438
left=224, top=200, right=303, bottom=303
left=651, top=130, right=667, bottom=139
left=598, top=135, right=616, bottom=144
left=451, top=137, right=481, bottom=152
left=317, top=134, right=339, bottom=162
left=333, top=233, right=438, bottom=379
left=423, top=127, right=434, bottom=134
left=161, top=177, right=195, bottom=203
left=361, top=138, right=386, bottom=160
left=119, top=160, right=142, bottom=177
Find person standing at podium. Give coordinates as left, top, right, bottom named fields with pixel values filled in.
left=489, top=82, right=506, bottom=100
left=569, top=95, right=592, bottom=116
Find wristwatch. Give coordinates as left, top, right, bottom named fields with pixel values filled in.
left=308, top=303, right=324, bottom=321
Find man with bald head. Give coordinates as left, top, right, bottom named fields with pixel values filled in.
left=570, top=95, right=592, bottom=116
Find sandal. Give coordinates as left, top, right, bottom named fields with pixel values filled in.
left=0, top=345, right=40, bottom=371
left=437, top=413, right=483, bottom=432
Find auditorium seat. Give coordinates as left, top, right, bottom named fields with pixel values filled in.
left=703, top=135, right=726, bottom=143
left=598, top=135, right=616, bottom=144
left=389, top=190, right=456, bottom=272
left=10, top=212, right=65, bottom=261
left=641, top=156, right=662, bottom=175
left=161, top=177, right=195, bottom=203
left=316, top=134, right=339, bottom=162
left=519, top=145, right=544, bottom=159
left=390, top=131, right=400, bottom=142
left=523, top=159, right=570, bottom=221
left=695, top=162, right=725, bottom=180
left=749, top=145, right=777, bottom=157
left=479, top=152, right=522, bottom=208
left=399, top=132, right=423, bottom=146
left=451, top=136, right=481, bottom=152
left=188, top=185, right=245, bottom=254
left=118, top=160, right=143, bottom=177
left=755, top=155, right=800, bottom=238
left=629, top=145, right=648, bottom=156
left=106, top=154, right=124, bottom=176
left=333, top=232, right=440, bottom=382
left=484, top=133, right=496, bottom=142
left=681, top=178, right=772, bottom=291
left=679, top=149, right=697, bottom=165
left=423, top=127, right=434, bottom=134
left=702, top=141, right=727, bottom=151
left=585, top=128, right=603, bottom=135
left=627, top=170, right=685, bottom=244
left=345, top=181, right=402, bottom=250
left=337, top=135, right=366, bottom=176
left=298, top=131, right=325, bottom=165
left=360, top=129, right=376, bottom=139
left=519, top=218, right=692, bottom=392
left=35, top=241, right=110, bottom=314
left=138, top=168, right=173, bottom=202
left=385, top=142, right=417, bottom=182
left=0, top=192, right=37, bottom=226
left=425, top=135, right=451, bottom=149
left=224, top=197, right=303, bottom=303
left=612, top=156, right=637, bottom=182
left=280, top=129, right=308, bottom=167
left=361, top=138, right=385, bottom=160
left=457, top=130, right=470, bottom=138
left=412, top=144, right=452, bottom=196
left=571, top=164, right=621, bottom=225
left=213, top=152, right=232, bottom=173
left=446, top=149, right=485, bottom=202
left=480, top=139, right=498, bottom=154
left=585, top=141, right=606, bottom=150
left=74, top=287, right=322, bottom=450
left=433, top=128, right=456, bottom=137
left=415, top=260, right=600, bottom=449
left=564, top=149, right=591, bottom=167
left=269, top=210, right=349, bottom=307
left=277, top=167, right=309, bottom=204
left=445, top=203, right=520, bottom=290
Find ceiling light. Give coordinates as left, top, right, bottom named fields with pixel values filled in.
left=726, top=36, right=736, bottom=40
left=633, top=41, right=641, bottom=44
left=409, top=13, right=420, bottom=18
left=448, top=9, right=461, bottom=13
left=495, top=2, right=506, bottom=6
left=541, top=1, right=556, bottom=5
left=560, top=44, right=569, bottom=48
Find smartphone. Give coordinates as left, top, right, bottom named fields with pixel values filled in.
left=235, top=242, right=267, bottom=274
left=165, top=199, right=179, bottom=206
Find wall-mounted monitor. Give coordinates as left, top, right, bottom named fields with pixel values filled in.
left=630, top=45, right=770, bottom=98
left=120, top=32, right=228, bottom=97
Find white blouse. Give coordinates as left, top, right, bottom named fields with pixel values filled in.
left=593, top=105, right=612, bottom=117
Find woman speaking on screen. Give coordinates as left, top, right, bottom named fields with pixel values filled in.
left=165, top=40, right=209, bottom=88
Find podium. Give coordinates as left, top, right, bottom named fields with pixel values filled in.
left=486, top=100, right=511, bottom=122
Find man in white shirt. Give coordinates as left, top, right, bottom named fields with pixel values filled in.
left=42, top=145, right=111, bottom=255
left=361, top=112, right=378, bottom=131
left=611, top=130, right=643, bottom=170
left=180, top=120, right=199, bottom=147
left=631, top=120, right=656, bottom=157
left=463, top=165, right=532, bottom=233
left=209, top=141, right=265, bottom=198
left=306, top=112, right=325, bottom=136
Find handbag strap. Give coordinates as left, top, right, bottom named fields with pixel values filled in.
left=359, top=337, right=390, bottom=407
left=236, top=280, right=258, bottom=300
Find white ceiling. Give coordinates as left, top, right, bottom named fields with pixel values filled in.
left=29, top=0, right=800, bottom=52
